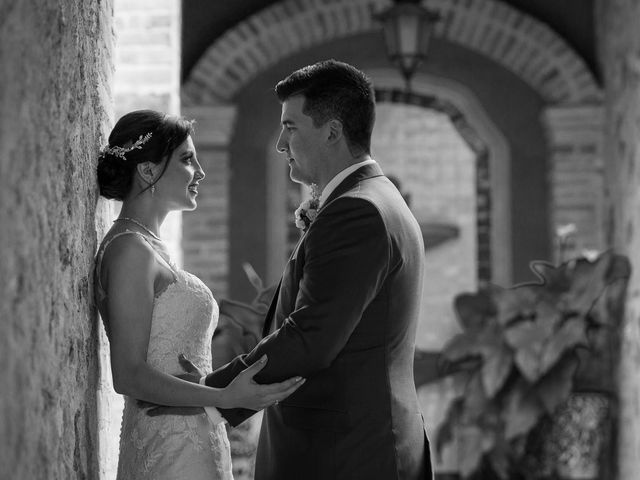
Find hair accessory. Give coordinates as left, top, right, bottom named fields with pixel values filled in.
left=100, top=132, right=153, bottom=160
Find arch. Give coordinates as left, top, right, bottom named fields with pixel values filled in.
left=368, top=69, right=512, bottom=285
left=183, top=0, right=601, bottom=106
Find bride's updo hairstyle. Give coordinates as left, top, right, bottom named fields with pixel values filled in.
left=97, top=109, right=194, bottom=200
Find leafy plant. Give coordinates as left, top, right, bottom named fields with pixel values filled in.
left=436, top=251, right=630, bottom=479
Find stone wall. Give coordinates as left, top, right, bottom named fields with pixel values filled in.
left=0, top=1, right=114, bottom=479
left=596, top=1, right=640, bottom=478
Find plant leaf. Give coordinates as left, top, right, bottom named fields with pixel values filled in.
left=481, top=341, right=513, bottom=398
left=464, top=373, right=489, bottom=422
left=529, top=260, right=570, bottom=293
left=487, top=447, right=510, bottom=480
left=563, top=254, right=612, bottom=316
left=539, top=317, right=587, bottom=374
left=453, top=291, right=496, bottom=331
left=441, top=332, right=483, bottom=363
left=532, top=298, right=564, bottom=336
left=606, top=253, right=632, bottom=282
left=503, top=381, right=544, bottom=440
left=457, top=425, right=485, bottom=478
left=494, top=287, right=538, bottom=326
left=435, top=397, right=464, bottom=456
left=534, top=354, right=579, bottom=413
left=504, top=322, right=549, bottom=382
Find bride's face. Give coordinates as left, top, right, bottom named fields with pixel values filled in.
left=154, top=136, right=205, bottom=211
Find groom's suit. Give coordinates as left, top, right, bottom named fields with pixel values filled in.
left=206, top=163, right=433, bottom=479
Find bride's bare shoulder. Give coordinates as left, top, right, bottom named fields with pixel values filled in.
left=99, top=230, right=156, bottom=279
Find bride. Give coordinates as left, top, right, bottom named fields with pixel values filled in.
left=94, top=110, right=303, bottom=479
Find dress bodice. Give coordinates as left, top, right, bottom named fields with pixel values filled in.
left=95, top=230, right=218, bottom=374
left=146, top=268, right=218, bottom=377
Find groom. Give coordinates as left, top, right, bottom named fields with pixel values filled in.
left=205, top=60, right=433, bottom=479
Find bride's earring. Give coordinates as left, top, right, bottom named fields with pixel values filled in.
left=144, top=167, right=156, bottom=196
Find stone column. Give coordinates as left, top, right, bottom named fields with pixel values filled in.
left=0, top=2, right=114, bottom=479
left=542, top=105, right=605, bottom=262
left=181, top=105, right=237, bottom=299
left=596, top=1, right=640, bottom=477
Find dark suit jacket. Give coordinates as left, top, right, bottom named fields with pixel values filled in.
left=206, top=163, right=433, bottom=480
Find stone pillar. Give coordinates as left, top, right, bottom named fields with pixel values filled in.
left=0, top=2, right=114, bottom=479
left=182, top=105, right=237, bottom=299
left=542, top=105, right=605, bottom=262
left=596, top=1, right=640, bottom=478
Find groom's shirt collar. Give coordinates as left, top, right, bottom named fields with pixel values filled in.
left=319, top=158, right=377, bottom=208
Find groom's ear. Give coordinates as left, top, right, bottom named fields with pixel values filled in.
left=326, top=119, right=343, bottom=145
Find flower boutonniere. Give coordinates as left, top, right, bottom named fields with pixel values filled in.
left=294, top=183, right=321, bottom=232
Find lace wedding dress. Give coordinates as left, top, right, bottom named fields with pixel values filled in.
left=96, top=231, right=233, bottom=480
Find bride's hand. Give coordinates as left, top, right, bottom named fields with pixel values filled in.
left=219, top=355, right=305, bottom=410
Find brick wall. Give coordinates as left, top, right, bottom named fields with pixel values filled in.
left=113, top=0, right=181, bottom=117
left=182, top=106, right=236, bottom=299
left=0, top=2, right=114, bottom=478
left=543, top=106, right=605, bottom=262
left=596, top=1, right=640, bottom=477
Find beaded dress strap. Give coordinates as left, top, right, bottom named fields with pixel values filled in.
left=95, top=230, right=176, bottom=299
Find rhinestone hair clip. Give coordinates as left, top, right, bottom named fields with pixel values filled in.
left=100, top=132, right=153, bottom=160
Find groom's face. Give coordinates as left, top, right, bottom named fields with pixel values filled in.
left=276, top=95, right=327, bottom=185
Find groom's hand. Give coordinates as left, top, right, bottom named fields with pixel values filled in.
left=175, top=353, right=204, bottom=384
left=140, top=354, right=206, bottom=417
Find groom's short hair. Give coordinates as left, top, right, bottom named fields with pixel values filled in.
left=275, top=59, right=375, bottom=156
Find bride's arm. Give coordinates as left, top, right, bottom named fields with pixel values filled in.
left=103, top=236, right=302, bottom=410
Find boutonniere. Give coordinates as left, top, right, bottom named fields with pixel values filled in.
left=294, top=183, right=321, bottom=232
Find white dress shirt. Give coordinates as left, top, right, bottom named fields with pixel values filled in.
left=318, top=158, right=377, bottom=208
left=200, top=376, right=227, bottom=425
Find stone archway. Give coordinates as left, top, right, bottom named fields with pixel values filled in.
left=179, top=2, right=607, bottom=475
left=182, top=0, right=600, bottom=105
left=181, top=0, right=604, bottom=297
left=369, top=69, right=511, bottom=285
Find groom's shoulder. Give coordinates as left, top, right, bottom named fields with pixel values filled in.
left=341, top=176, right=401, bottom=208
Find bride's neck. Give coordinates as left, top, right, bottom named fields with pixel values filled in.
left=118, top=199, right=167, bottom=234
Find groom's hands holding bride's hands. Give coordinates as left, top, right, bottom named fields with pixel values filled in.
left=141, top=354, right=304, bottom=417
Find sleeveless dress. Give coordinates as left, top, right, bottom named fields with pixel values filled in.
left=95, top=231, right=233, bottom=480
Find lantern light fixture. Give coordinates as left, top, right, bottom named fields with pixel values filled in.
left=375, top=0, right=441, bottom=91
